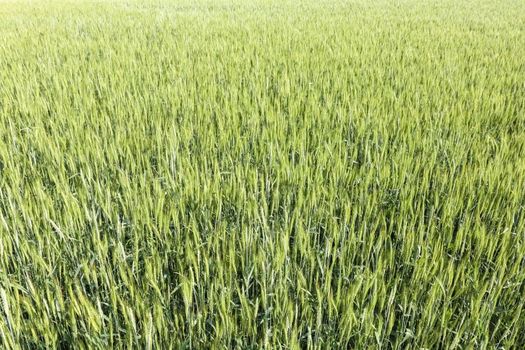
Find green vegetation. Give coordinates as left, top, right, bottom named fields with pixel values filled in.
left=1, top=0, right=524, bottom=348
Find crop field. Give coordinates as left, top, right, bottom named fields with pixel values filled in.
left=0, top=0, right=524, bottom=348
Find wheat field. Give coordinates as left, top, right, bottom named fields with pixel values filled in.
left=0, top=0, right=524, bottom=348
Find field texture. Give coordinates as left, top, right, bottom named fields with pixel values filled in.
left=1, top=0, right=525, bottom=348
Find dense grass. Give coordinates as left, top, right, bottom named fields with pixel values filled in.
left=1, top=0, right=525, bottom=348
